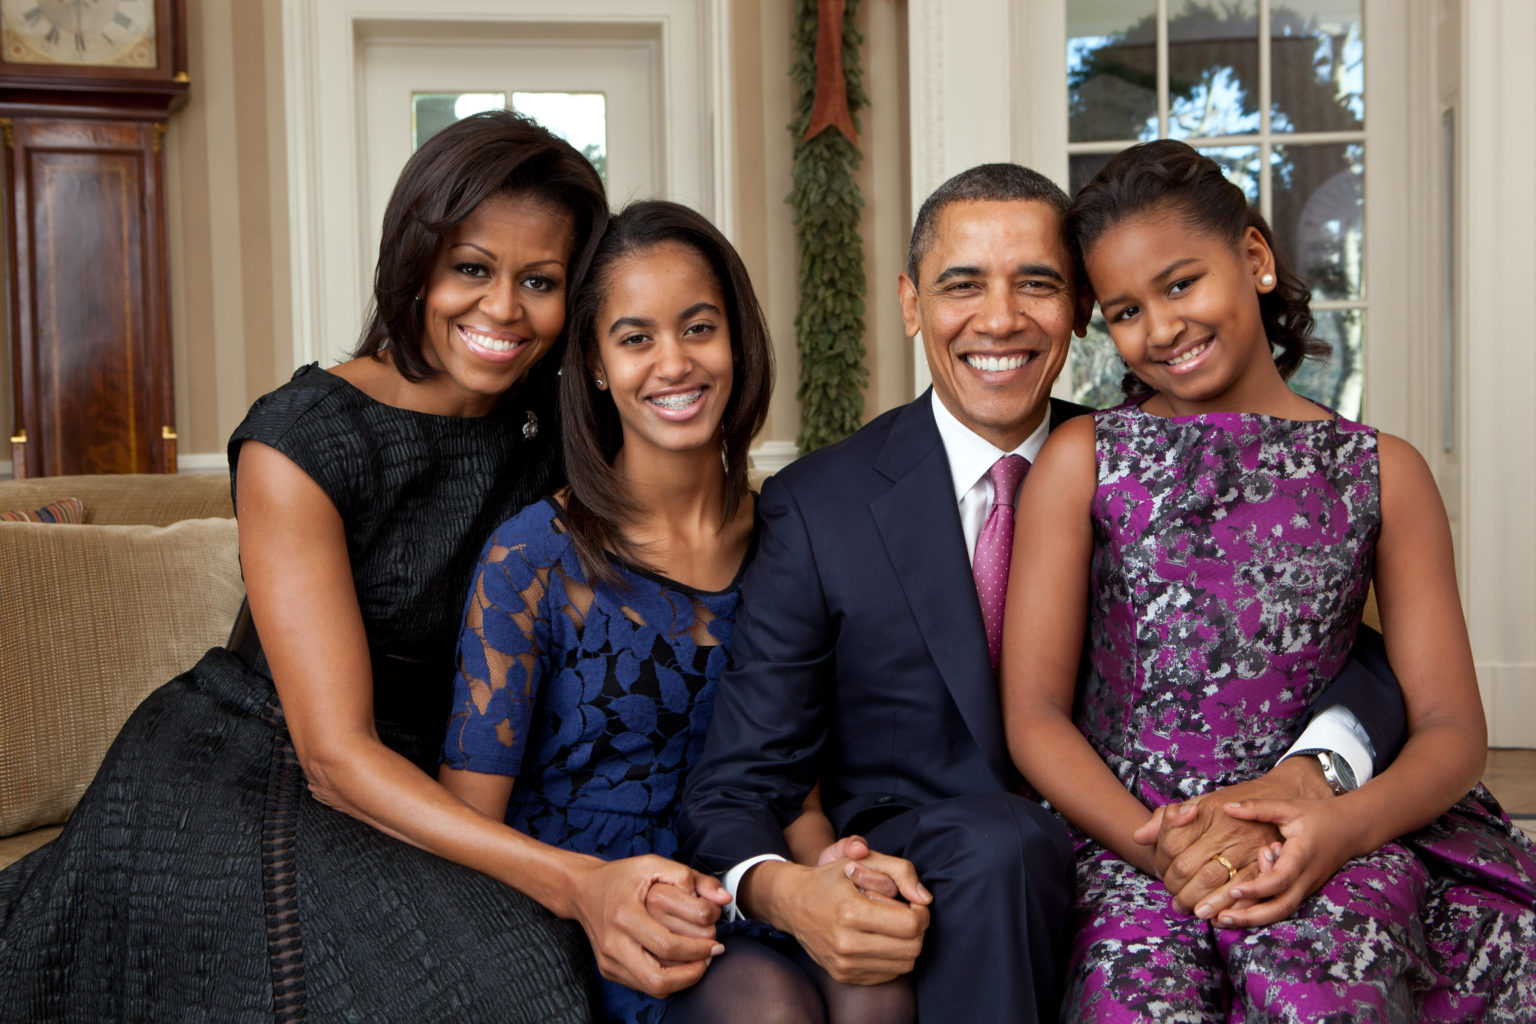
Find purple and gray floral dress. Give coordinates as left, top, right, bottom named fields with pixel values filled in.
left=1068, top=402, right=1536, bottom=1022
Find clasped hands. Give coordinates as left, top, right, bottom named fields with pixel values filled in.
left=583, top=837, right=930, bottom=997
left=1132, top=757, right=1362, bottom=928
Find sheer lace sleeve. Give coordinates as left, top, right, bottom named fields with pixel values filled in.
left=441, top=501, right=570, bottom=775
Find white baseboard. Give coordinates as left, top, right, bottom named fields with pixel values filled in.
left=749, top=440, right=799, bottom=475
left=177, top=453, right=229, bottom=474
left=0, top=453, right=227, bottom=480
left=1482, top=662, right=1536, bottom=748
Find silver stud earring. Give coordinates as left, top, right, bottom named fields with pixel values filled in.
left=1260, top=273, right=1275, bottom=287
left=594, top=377, right=605, bottom=390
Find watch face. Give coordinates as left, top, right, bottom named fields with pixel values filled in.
left=1, top=0, right=157, bottom=69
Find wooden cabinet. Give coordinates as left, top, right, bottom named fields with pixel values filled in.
left=1, top=0, right=186, bottom=477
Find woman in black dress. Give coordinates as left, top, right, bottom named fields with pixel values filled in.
left=0, top=111, right=675, bottom=1023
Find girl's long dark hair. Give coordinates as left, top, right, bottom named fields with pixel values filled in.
left=1065, top=139, right=1328, bottom=398
left=560, top=200, right=774, bottom=585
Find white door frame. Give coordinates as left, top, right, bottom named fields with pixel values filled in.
left=280, top=0, right=732, bottom=370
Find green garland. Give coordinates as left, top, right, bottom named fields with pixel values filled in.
left=788, top=0, right=868, bottom=453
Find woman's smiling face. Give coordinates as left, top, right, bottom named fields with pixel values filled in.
left=417, top=192, right=574, bottom=417
left=589, top=241, right=735, bottom=459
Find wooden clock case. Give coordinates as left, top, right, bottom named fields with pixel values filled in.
left=2, top=0, right=189, bottom=477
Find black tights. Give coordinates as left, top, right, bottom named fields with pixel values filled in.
left=661, top=934, right=916, bottom=1024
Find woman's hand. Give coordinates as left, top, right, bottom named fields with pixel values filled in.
left=1201, top=796, right=1362, bottom=928
left=571, top=854, right=729, bottom=997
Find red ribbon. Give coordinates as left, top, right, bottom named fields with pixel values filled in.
left=804, top=0, right=859, bottom=146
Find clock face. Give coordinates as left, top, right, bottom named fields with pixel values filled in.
left=1, top=0, right=157, bottom=69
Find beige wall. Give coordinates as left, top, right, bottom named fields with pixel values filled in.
left=166, top=0, right=292, bottom=467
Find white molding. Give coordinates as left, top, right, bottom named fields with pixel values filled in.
left=706, top=0, right=734, bottom=241
left=281, top=0, right=729, bottom=373
left=178, top=453, right=231, bottom=475
left=0, top=454, right=227, bottom=479
left=748, top=440, right=798, bottom=475
left=1459, top=0, right=1536, bottom=747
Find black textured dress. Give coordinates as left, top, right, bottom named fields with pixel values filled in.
left=0, top=365, right=594, bottom=1023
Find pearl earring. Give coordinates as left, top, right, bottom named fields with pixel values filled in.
left=594, top=377, right=606, bottom=389
left=1260, top=273, right=1275, bottom=287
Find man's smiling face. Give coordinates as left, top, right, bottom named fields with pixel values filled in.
left=899, top=199, right=1078, bottom=450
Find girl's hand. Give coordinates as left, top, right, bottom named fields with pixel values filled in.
left=643, top=878, right=730, bottom=942
left=570, top=855, right=728, bottom=997
left=1203, top=797, right=1361, bottom=928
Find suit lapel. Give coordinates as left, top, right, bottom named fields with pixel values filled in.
left=870, top=395, right=1013, bottom=787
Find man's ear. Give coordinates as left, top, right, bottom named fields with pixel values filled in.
left=1073, top=283, right=1096, bottom=339
left=897, top=273, right=921, bottom=339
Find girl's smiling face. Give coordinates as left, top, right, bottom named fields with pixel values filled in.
left=417, top=192, right=574, bottom=417
left=589, top=241, right=735, bottom=459
left=1086, top=206, right=1281, bottom=415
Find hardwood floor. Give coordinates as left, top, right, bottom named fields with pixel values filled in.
left=1482, top=748, right=1536, bottom=839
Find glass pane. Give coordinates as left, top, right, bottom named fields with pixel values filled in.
left=1271, top=0, right=1364, bottom=132
left=1197, top=145, right=1262, bottom=204
left=1069, top=315, right=1133, bottom=411
left=412, top=93, right=507, bottom=151
left=1167, top=0, right=1260, bottom=139
left=1272, top=142, right=1364, bottom=301
left=512, top=92, right=608, bottom=184
left=1069, top=151, right=1118, bottom=196
left=1289, top=308, right=1363, bottom=419
left=1067, top=0, right=1158, bottom=144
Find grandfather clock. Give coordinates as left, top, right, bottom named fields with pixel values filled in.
left=0, top=0, right=187, bottom=478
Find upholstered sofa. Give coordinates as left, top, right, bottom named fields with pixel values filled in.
left=0, top=473, right=243, bottom=869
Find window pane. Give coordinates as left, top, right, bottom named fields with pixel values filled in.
left=1069, top=152, right=1117, bottom=196
left=1167, top=0, right=1260, bottom=140
left=1196, top=145, right=1262, bottom=203
left=512, top=92, right=607, bottom=184
left=1069, top=315, right=1131, bottom=411
left=1272, top=142, right=1364, bottom=301
left=412, top=93, right=507, bottom=151
left=1271, top=1, right=1364, bottom=132
left=1067, top=0, right=1158, bottom=144
left=1289, top=308, right=1363, bottom=419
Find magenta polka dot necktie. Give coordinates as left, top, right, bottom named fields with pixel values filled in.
left=973, top=453, right=1030, bottom=671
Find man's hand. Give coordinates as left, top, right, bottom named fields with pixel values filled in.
left=740, top=856, right=931, bottom=985
left=569, top=854, right=730, bottom=998
left=1130, top=756, right=1333, bottom=918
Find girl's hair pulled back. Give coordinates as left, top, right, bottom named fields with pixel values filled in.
left=1065, top=139, right=1327, bottom=397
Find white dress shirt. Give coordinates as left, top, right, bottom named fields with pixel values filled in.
left=721, top=394, right=1375, bottom=913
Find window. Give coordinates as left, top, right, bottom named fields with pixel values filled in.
left=410, top=90, right=609, bottom=184
left=1065, top=0, right=1366, bottom=417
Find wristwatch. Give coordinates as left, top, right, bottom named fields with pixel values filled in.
left=1292, top=748, right=1358, bottom=795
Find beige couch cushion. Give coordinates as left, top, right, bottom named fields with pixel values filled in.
left=0, top=518, right=244, bottom=838
left=0, top=472, right=232, bottom=527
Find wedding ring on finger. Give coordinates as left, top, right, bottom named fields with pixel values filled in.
left=1211, top=853, right=1238, bottom=883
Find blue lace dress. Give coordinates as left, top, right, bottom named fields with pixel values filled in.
left=442, top=497, right=755, bottom=1024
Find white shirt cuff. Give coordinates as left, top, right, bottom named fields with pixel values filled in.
left=721, top=854, right=787, bottom=921
left=1281, top=704, right=1377, bottom=785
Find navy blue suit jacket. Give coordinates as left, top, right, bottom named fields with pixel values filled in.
left=677, top=392, right=1405, bottom=877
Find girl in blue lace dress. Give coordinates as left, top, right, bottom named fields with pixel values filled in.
left=1003, top=140, right=1536, bottom=1021
left=440, top=201, right=914, bottom=1024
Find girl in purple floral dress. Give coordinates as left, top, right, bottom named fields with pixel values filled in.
left=1003, top=140, right=1536, bottom=1022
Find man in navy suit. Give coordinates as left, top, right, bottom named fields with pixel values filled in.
left=677, top=163, right=1404, bottom=1022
